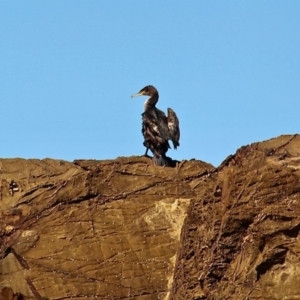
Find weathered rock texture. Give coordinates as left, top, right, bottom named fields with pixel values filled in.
left=0, top=156, right=211, bottom=299
left=172, top=134, right=300, bottom=300
left=1, top=134, right=300, bottom=299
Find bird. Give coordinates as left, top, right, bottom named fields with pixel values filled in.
left=131, top=85, right=180, bottom=166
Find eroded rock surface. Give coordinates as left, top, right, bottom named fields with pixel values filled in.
left=0, top=157, right=212, bottom=299
left=171, top=134, right=300, bottom=300
left=1, top=134, right=300, bottom=300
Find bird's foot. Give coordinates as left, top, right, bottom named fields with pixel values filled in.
left=143, top=148, right=152, bottom=158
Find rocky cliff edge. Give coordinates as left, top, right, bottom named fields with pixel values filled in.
left=1, top=134, right=300, bottom=300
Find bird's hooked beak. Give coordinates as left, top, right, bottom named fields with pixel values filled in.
left=131, top=91, right=145, bottom=98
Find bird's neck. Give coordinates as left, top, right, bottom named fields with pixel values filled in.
left=144, top=93, right=159, bottom=111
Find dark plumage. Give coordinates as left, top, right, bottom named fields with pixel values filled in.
left=131, top=85, right=180, bottom=166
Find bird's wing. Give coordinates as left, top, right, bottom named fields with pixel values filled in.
left=142, top=111, right=170, bottom=157
left=167, top=108, right=180, bottom=148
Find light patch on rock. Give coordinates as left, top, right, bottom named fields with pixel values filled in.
left=144, top=198, right=191, bottom=240
left=142, top=198, right=191, bottom=300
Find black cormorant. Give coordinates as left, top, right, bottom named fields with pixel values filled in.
left=131, top=85, right=180, bottom=166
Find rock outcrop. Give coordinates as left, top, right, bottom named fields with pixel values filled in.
left=1, top=134, right=300, bottom=299
left=172, top=134, right=300, bottom=300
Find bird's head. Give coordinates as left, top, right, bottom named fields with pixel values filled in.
left=131, top=85, right=158, bottom=98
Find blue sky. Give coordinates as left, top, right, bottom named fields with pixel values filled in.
left=1, top=2, right=299, bottom=167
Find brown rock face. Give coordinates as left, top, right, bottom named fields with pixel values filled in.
left=1, top=134, right=300, bottom=299
left=0, top=156, right=211, bottom=299
left=171, top=134, right=300, bottom=299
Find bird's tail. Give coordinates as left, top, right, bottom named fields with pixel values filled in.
left=152, top=154, right=171, bottom=167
